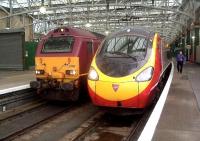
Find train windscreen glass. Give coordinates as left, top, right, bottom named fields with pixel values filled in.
left=42, top=36, right=74, bottom=53
left=99, top=35, right=151, bottom=61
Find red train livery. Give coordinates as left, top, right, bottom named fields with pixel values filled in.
left=87, top=27, right=172, bottom=110
left=30, top=27, right=103, bottom=101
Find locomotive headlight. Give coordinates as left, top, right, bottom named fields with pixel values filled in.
left=88, top=67, right=99, bottom=81
left=35, top=70, right=44, bottom=75
left=136, top=67, right=154, bottom=82
left=66, top=70, right=76, bottom=75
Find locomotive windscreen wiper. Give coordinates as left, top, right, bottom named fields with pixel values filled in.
left=108, top=51, right=137, bottom=61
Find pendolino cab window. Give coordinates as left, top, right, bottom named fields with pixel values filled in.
left=99, top=35, right=151, bottom=61
left=42, top=36, right=74, bottom=53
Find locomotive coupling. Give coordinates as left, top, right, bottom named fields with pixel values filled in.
left=30, top=80, right=77, bottom=91
left=61, top=82, right=74, bottom=91
left=30, top=81, right=41, bottom=89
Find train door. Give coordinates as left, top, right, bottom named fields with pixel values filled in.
left=79, top=39, right=94, bottom=73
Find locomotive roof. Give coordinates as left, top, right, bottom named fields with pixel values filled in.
left=46, top=27, right=99, bottom=39
left=110, top=26, right=155, bottom=39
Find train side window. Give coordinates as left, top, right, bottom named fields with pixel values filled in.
left=87, top=42, right=93, bottom=54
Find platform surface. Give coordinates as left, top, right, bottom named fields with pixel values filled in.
left=0, top=70, right=35, bottom=90
left=153, top=63, right=200, bottom=141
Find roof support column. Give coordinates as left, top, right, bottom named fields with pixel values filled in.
left=28, top=0, right=30, bottom=10
left=8, top=0, right=12, bottom=28
left=48, top=0, right=52, bottom=7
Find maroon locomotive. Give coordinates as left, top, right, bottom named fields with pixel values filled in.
left=30, top=27, right=104, bottom=101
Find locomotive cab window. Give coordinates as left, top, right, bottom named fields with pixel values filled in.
left=99, top=35, right=151, bottom=61
left=42, top=36, right=74, bottom=53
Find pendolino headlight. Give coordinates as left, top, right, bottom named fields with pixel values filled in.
left=88, top=67, right=99, bottom=81
left=66, top=70, right=76, bottom=75
left=35, top=70, right=45, bottom=75
left=136, top=67, right=154, bottom=82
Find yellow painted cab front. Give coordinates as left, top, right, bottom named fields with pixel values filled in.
left=34, top=56, right=79, bottom=90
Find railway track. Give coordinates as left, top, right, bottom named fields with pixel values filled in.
left=0, top=78, right=164, bottom=141
left=64, top=105, right=154, bottom=141
left=0, top=86, right=97, bottom=141
left=124, top=106, right=154, bottom=141
left=0, top=88, right=47, bottom=122
left=0, top=88, right=37, bottom=112
left=0, top=101, right=85, bottom=141
left=0, top=88, right=91, bottom=141
left=0, top=99, right=155, bottom=141
left=72, top=112, right=104, bottom=141
left=0, top=99, right=46, bottom=122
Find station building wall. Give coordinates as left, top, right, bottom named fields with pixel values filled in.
left=0, top=9, right=33, bottom=41
left=0, top=10, right=7, bottom=28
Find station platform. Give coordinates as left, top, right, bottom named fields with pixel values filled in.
left=0, top=71, right=35, bottom=92
left=153, top=63, right=200, bottom=141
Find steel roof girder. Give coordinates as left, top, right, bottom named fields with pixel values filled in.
left=0, top=3, right=194, bottom=20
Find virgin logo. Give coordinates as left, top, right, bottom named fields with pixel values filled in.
left=112, top=84, right=119, bottom=92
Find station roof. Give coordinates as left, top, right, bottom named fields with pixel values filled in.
left=0, top=0, right=199, bottom=43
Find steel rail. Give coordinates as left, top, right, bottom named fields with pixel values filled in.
left=0, top=103, right=80, bottom=141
